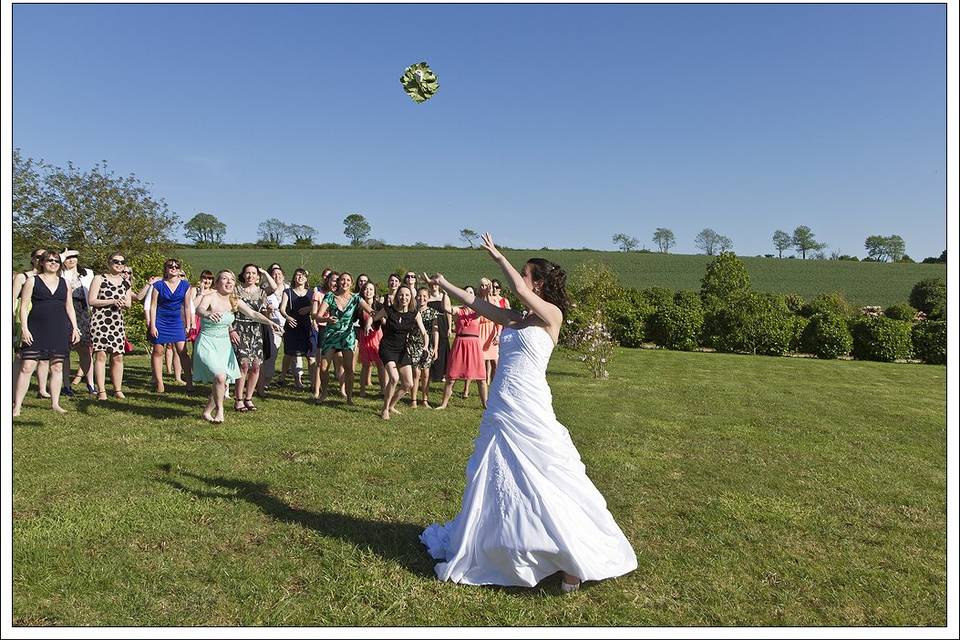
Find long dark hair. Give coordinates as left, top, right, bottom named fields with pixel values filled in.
left=526, top=258, right=569, bottom=316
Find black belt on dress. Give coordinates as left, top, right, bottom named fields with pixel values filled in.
left=457, top=333, right=479, bottom=338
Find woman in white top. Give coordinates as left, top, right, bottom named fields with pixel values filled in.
left=61, top=248, right=95, bottom=395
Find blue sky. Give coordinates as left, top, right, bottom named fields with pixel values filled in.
left=13, top=3, right=946, bottom=258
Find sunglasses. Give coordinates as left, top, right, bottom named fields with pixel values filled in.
left=111, top=258, right=126, bottom=265
left=165, top=263, right=180, bottom=269
left=493, top=285, right=501, bottom=289
left=46, top=258, right=61, bottom=264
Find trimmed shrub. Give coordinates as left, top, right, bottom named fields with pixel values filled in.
left=606, top=296, right=654, bottom=348
left=709, top=292, right=794, bottom=356
left=884, top=303, right=918, bottom=322
left=790, top=315, right=809, bottom=353
left=800, top=292, right=854, bottom=319
left=801, top=313, right=853, bottom=359
left=911, top=321, right=946, bottom=365
left=700, top=252, right=751, bottom=308
left=909, top=278, right=946, bottom=318
left=648, top=291, right=703, bottom=351
left=850, top=316, right=913, bottom=362
left=639, top=286, right=675, bottom=310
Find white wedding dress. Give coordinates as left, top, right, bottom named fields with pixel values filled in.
left=420, top=324, right=638, bottom=587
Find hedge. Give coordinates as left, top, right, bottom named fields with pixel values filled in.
left=911, top=320, right=946, bottom=365
left=850, top=316, right=913, bottom=362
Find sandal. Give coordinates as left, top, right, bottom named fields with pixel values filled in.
left=114, top=391, right=126, bottom=399
left=96, top=391, right=108, bottom=401
left=244, top=398, right=258, bottom=411
left=234, top=400, right=248, bottom=412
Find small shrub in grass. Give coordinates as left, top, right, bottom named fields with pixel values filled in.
left=709, top=292, right=794, bottom=356
left=911, top=320, right=946, bottom=365
left=909, top=278, right=946, bottom=318
left=649, top=291, right=703, bottom=351
left=850, top=316, right=913, bottom=362
left=569, top=308, right=615, bottom=378
left=800, top=292, right=854, bottom=319
left=606, top=297, right=653, bottom=347
left=884, top=303, right=918, bottom=322
left=801, top=313, right=853, bottom=359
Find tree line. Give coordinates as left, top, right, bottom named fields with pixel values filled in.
left=12, top=149, right=944, bottom=265
left=611, top=224, right=941, bottom=263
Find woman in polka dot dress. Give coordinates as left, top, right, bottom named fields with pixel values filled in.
left=87, top=252, right=133, bottom=399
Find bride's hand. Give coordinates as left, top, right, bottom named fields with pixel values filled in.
left=480, top=233, right=503, bottom=261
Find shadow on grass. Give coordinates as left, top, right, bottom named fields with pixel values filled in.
left=71, top=395, right=194, bottom=419
left=157, top=468, right=436, bottom=579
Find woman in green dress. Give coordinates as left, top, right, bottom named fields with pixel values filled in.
left=314, top=272, right=378, bottom=405
left=194, top=270, right=282, bottom=424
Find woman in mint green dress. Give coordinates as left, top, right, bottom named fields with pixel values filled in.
left=194, top=270, right=282, bottom=424
left=314, top=272, right=377, bottom=405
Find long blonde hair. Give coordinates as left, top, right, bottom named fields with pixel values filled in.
left=392, top=285, right=415, bottom=312
left=215, top=269, right=239, bottom=312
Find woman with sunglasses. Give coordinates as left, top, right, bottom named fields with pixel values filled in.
left=148, top=258, right=194, bottom=393
left=12, top=249, right=51, bottom=399
left=87, top=252, right=133, bottom=399
left=13, top=251, right=81, bottom=416
left=61, top=248, right=95, bottom=396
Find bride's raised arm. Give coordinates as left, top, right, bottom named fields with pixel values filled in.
left=422, top=272, right=522, bottom=327
left=479, top=233, right=562, bottom=330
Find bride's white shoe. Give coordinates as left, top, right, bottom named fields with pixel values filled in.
left=560, top=578, right=581, bottom=593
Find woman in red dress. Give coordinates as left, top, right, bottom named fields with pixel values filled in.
left=435, top=288, right=488, bottom=410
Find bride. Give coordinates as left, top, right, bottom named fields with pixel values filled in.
left=420, top=233, right=637, bottom=592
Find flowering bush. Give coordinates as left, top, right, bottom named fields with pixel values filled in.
left=569, top=308, right=616, bottom=379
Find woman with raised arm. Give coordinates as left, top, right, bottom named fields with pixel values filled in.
left=193, top=270, right=282, bottom=424
left=434, top=285, right=487, bottom=410
left=87, top=252, right=133, bottom=399
left=313, top=272, right=378, bottom=405
left=370, top=285, right=429, bottom=420
left=13, top=251, right=80, bottom=416
left=419, top=233, right=637, bottom=593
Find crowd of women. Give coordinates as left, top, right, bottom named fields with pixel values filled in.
left=13, top=234, right=639, bottom=593
left=12, top=247, right=512, bottom=423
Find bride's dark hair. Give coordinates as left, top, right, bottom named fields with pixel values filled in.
left=526, top=258, right=569, bottom=316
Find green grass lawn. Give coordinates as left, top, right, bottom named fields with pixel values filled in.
left=12, top=348, right=946, bottom=626
left=174, top=247, right=946, bottom=308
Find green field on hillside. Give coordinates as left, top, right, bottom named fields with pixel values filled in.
left=12, top=348, right=946, bottom=626
left=173, top=248, right=945, bottom=309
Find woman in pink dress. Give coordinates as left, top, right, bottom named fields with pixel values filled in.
left=357, top=281, right=385, bottom=397
left=435, top=289, right=488, bottom=410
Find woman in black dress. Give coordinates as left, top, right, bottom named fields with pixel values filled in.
left=368, top=286, right=428, bottom=420
left=427, top=280, right=452, bottom=385
left=279, top=268, right=313, bottom=389
left=13, top=250, right=80, bottom=416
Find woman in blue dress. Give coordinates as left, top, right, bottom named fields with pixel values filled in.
left=148, top=258, right=194, bottom=393
left=193, top=270, right=282, bottom=424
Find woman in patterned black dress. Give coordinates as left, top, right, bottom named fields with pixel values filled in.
left=87, top=252, right=133, bottom=399
left=231, top=263, right=280, bottom=411
left=12, top=250, right=80, bottom=416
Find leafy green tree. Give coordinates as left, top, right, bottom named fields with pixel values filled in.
left=343, top=213, right=372, bottom=246
left=13, top=148, right=179, bottom=269
left=885, top=235, right=906, bottom=262
left=792, top=225, right=826, bottom=259
left=257, top=218, right=291, bottom=245
left=289, top=224, right=317, bottom=246
left=700, top=252, right=751, bottom=308
left=772, top=230, right=792, bottom=258
left=652, top=228, right=675, bottom=253
left=612, top=233, right=639, bottom=252
left=183, top=212, right=226, bottom=245
left=694, top=228, right=722, bottom=255
left=459, top=229, right=480, bottom=247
